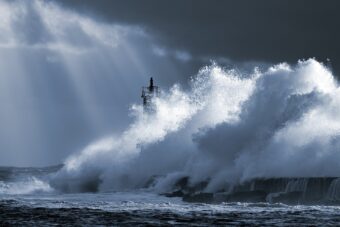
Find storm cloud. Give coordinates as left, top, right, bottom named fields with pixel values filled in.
left=59, top=0, right=340, bottom=75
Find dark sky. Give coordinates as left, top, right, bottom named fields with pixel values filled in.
left=1, top=0, right=339, bottom=167
left=59, top=0, right=340, bottom=77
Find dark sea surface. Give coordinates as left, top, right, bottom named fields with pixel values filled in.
left=1, top=166, right=340, bottom=226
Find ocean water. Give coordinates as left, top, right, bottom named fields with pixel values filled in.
left=1, top=167, right=340, bottom=226
left=3, top=191, right=340, bottom=226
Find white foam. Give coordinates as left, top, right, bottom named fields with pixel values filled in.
left=55, top=58, right=340, bottom=192
left=0, top=177, right=53, bottom=195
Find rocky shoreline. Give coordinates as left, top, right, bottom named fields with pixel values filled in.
left=161, top=177, right=340, bottom=205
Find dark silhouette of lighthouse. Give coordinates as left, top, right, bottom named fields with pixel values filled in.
left=141, top=77, right=159, bottom=112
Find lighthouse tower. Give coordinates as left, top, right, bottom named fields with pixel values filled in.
left=141, top=77, right=159, bottom=112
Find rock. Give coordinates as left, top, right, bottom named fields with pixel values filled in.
left=162, top=190, right=185, bottom=198
left=224, top=190, right=267, bottom=203
left=183, top=193, right=214, bottom=203
left=267, top=191, right=303, bottom=205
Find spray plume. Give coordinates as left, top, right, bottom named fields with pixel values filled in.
left=52, top=59, right=340, bottom=193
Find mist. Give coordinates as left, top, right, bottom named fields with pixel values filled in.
left=50, top=58, right=340, bottom=194
left=0, top=0, right=194, bottom=166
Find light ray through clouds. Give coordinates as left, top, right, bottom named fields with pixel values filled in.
left=0, top=0, right=180, bottom=166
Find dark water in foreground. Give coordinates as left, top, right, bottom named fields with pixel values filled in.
left=2, top=192, right=340, bottom=226
left=1, top=166, right=340, bottom=226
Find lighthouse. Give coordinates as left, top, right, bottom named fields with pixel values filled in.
left=141, top=77, right=159, bottom=112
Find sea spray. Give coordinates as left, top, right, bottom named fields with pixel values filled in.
left=182, top=59, right=339, bottom=192
left=52, top=59, right=340, bottom=194
left=52, top=85, right=200, bottom=192
left=0, top=177, right=53, bottom=195
left=52, top=63, right=254, bottom=192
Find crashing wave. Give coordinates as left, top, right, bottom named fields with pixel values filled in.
left=51, top=59, right=340, bottom=198
left=0, top=177, right=53, bottom=195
